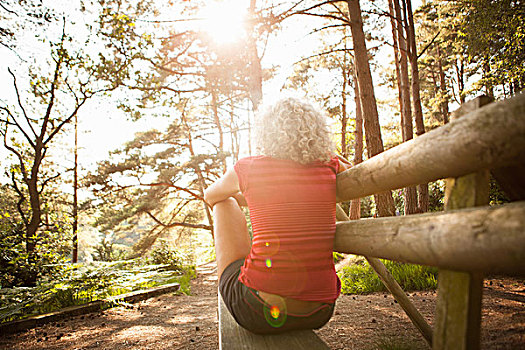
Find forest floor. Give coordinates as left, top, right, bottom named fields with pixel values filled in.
left=0, top=260, right=523, bottom=350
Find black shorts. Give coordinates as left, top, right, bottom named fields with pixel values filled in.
left=218, top=259, right=335, bottom=335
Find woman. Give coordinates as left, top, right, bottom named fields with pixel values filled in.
left=204, top=97, right=348, bottom=334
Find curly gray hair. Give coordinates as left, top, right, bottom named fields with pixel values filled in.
left=254, top=97, right=334, bottom=164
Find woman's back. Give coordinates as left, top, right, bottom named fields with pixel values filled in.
left=235, top=156, right=340, bottom=303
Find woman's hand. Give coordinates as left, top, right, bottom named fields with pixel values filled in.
left=337, top=157, right=351, bottom=173
left=232, top=191, right=248, bottom=207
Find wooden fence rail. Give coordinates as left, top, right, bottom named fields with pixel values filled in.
left=335, top=201, right=525, bottom=274
left=336, top=93, right=525, bottom=202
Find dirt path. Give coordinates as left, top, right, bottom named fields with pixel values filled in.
left=0, top=262, right=220, bottom=350
left=0, top=262, right=523, bottom=349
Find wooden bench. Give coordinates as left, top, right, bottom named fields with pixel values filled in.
left=218, top=294, right=330, bottom=349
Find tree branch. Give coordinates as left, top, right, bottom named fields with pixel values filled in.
left=39, top=172, right=61, bottom=194
left=278, top=0, right=342, bottom=21
left=144, top=210, right=212, bottom=231
left=294, top=11, right=350, bottom=24
left=418, top=29, right=441, bottom=59
left=10, top=171, right=28, bottom=225
left=2, top=123, right=29, bottom=184
left=43, top=99, right=85, bottom=145
left=306, top=23, right=349, bottom=36
left=139, top=181, right=206, bottom=202
left=293, top=48, right=355, bottom=66
left=4, top=71, right=37, bottom=147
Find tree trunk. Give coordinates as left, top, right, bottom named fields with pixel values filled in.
left=229, top=94, right=240, bottom=162
left=406, top=0, right=428, bottom=213
left=341, top=66, right=348, bottom=158
left=388, top=0, right=403, bottom=118
left=25, top=143, right=44, bottom=286
left=247, top=0, right=263, bottom=110
left=349, top=66, right=363, bottom=220
left=437, top=46, right=449, bottom=124
left=340, top=31, right=352, bottom=159
left=211, top=89, right=227, bottom=172
left=483, top=60, right=494, bottom=99
left=72, top=113, right=78, bottom=263
left=181, top=115, right=214, bottom=237
left=346, top=0, right=395, bottom=218
left=406, top=0, right=425, bottom=137
left=394, top=0, right=418, bottom=215
left=456, top=57, right=466, bottom=104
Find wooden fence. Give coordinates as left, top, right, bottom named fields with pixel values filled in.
left=334, top=93, right=525, bottom=349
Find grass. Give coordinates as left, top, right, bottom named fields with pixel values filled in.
left=368, top=335, right=422, bottom=350
left=338, top=259, right=438, bottom=294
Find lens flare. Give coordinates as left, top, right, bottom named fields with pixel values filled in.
left=265, top=258, right=272, bottom=268
left=255, top=233, right=280, bottom=256
left=263, top=302, right=287, bottom=328
left=270, top=305, right=280, bottom=319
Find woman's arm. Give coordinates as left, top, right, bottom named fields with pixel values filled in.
left=203, top=168, right=242, bottom=208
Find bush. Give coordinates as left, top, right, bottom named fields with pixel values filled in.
left=0, top=256, right=197, bottom=324
left=148, top=244, right=189, bottom=272
left=338, top=259, right=438, bottom=294
left=0, top=221, right=70, bottom=288
left=333, top=252, right=345, bottom=264
left=0, top=263, right=117, bottom=323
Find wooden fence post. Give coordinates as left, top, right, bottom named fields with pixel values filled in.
left=433, top=96, right=492, bottom=350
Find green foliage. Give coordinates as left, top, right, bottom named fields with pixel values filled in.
left=0, top=255, right=196, bottom=324
left=92, top=232, right=129, bottom=262
left=0, top=184, right=72, bottom=288
left=148, top=244, right=188, bottom=271
left=489, top=176, right=510, bottom=205
left=85, top=117, right=218, bottom=255
left=391, top=189, right=405, bottom=216
left=417, top=0, right=524, bottom=109
left=333, top=252, right=345, bottom=264
left=338, top=260, right=438, bottom=295
left=360, top=196, right=376, bottom=218
left=428, top=180, right=445, bottom=212
left=147, top=244, right=196, bottom=295
left=456, top=0, right=525, bottom=93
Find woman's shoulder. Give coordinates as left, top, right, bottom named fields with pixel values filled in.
left=235, top=155, right=267, bottom=167
left=237, top=155, right=340, bottom=171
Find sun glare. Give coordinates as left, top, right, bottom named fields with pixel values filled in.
left=199, top=0, right=248, bottom=44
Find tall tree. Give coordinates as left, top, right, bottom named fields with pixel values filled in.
left=453, top=0, right=524, bottom=95
left=72, top=113, right=79, bottom=263
left=0, top=19, right=124, bottom=284
left=390, top=0, right=418, bottom=215
left=349, top=66, right=363, bottom=220
left=246, top=0, right=263, bottom=110
left=346, top=0, right=395, bottom=218
left=414, top=1, right=452, bottom=126
left=86, top=105, right=221, bottom=254
left=405, top=0, right=429, bottom=213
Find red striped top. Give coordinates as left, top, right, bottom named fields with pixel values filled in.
left=234, top=156, right=340, bottom=303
